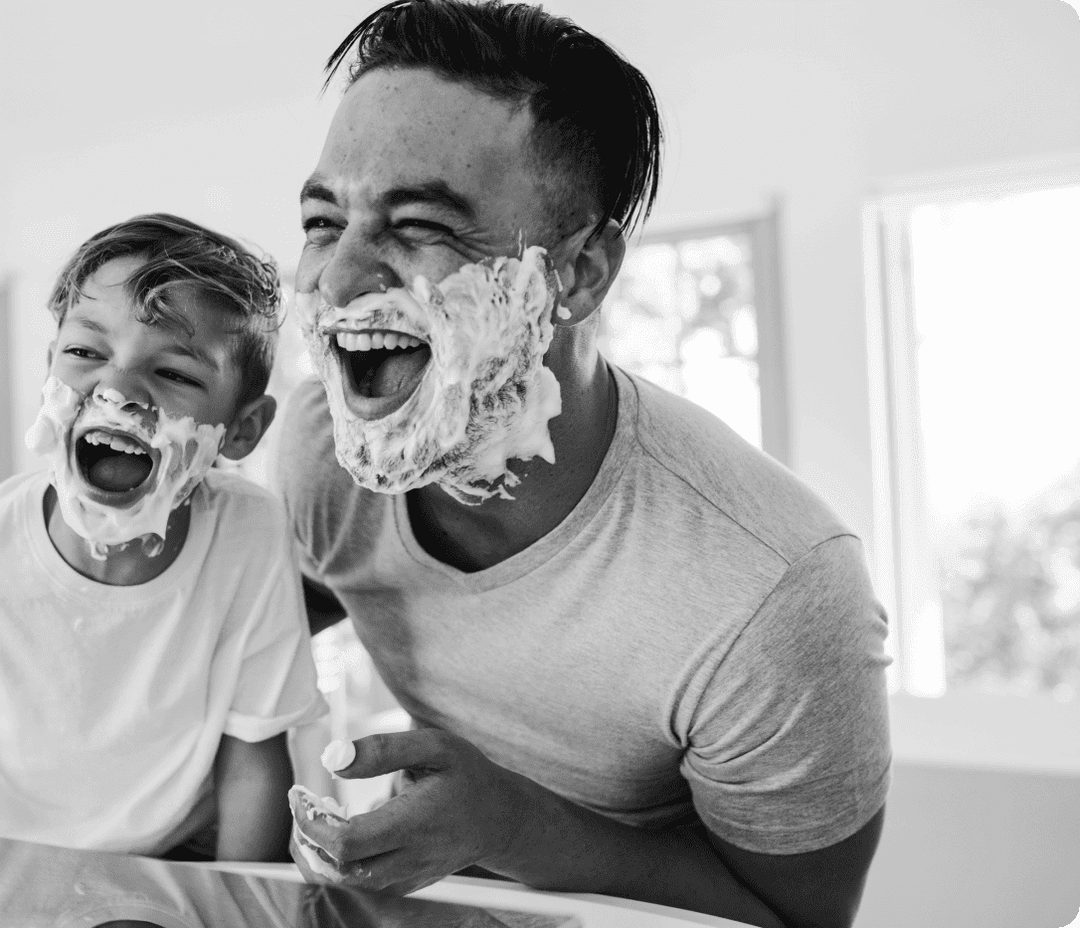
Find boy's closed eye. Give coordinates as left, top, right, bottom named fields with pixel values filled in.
left=63, top=346, right=104, bottom=360
left=157, top=369, right=204, bottom=389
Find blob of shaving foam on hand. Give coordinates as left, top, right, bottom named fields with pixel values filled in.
left=298, top=245, right=563, bottom=504
left=25, top=377, right=225, bottom=560
left=321, top=739, right=357, bottom=776
left=288, top=785, right=352, bottom=883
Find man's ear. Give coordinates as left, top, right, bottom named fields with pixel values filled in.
left=219, top=394, right=277, bottom=461
left=551, top=219, right=626, bottom=326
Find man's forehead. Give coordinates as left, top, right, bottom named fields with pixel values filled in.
left=312, top=69, right=535, bottom=198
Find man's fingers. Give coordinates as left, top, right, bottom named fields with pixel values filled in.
left=356, top=849, right=444, bottom=896
left=332, top=729, right=452, bottom=780
left=297, top=794, right=410, bottom=864
left=290, top=826, right=345, bottom=885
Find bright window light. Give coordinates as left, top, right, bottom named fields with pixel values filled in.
left=883, top=182, right=1080, bottom=702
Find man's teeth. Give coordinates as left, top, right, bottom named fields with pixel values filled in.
left=83, top=431, right=146, bottom=455
left=334, top=332, right=423, bottom=351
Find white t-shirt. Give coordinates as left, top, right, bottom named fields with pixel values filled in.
left=278, top=366, right=891, bottom=855
left=0, top=468, right=327, bottom=857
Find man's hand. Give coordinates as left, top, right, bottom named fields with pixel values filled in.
left=290, top=729, right=530, bottom=895
left=289, top=727, right=881, bottom=928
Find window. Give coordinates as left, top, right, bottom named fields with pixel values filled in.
left=0, top=276, right=14, bottom=482
left=602, top=205, right=789, bottom=466
left=865, top=156, right=1080, bottom=773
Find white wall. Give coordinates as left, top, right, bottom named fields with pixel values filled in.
left=3, top=2, right=1080, bottom=925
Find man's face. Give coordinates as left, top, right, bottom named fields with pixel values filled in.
left=298, top=67, right=555, bottom=332
left=297, top=68, right=568, bottom=501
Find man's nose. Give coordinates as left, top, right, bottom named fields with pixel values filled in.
left=317, top=230, right=401, bottom=308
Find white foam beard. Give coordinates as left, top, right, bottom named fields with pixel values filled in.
left=24, top=377, right=225, bottom=561
left=296, top=245, right=563, bottom=504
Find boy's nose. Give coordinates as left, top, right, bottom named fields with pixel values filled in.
left=92, top=369, right=153, bottom=411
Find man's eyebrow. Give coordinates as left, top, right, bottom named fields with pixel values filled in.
left=380, top=182, right=475, bottom=219
left=300, top=178, right=340, bottom=206
left=300, top=176, right=476, bottom=219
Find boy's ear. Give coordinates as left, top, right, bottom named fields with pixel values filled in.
left=219, top=395, right=277, bottom=461
left=550, top=218, right=626, bottom=327
left=46, top=339, right=56, bottom=369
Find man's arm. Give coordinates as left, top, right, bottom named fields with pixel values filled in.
left=500, top=776, right=884, bottom=928
left=290, top=729, right=883, bottom=927
left=214, top=732, right=294, bottom=862
left=302, top=574, right=348, bottom=637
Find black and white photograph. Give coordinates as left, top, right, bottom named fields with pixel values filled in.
left=1, top=2, right=1078, bottom=926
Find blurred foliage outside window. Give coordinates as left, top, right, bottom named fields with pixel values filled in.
left=599, top=232, right=763, bottom=449
left=909, top=185, right=1080, bottom=701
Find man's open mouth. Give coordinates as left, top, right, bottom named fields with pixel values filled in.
left=74, top=428, right=157, bottom=497
left=329, top=327, right=432, bottom=418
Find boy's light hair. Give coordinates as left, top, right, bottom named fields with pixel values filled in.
left=48, top=213, right=283, bottom=407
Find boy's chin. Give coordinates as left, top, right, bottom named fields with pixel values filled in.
left=72, top=471, right=156, bottom=510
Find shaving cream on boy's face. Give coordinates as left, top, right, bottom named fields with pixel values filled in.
left=297, top=245, right=563, bottom=504
left=25, top=377, right=225, bottom=560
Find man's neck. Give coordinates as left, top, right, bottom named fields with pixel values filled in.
left=43, top=484, right=191, bottom=586
left=407, top=349, right=618, bottom=573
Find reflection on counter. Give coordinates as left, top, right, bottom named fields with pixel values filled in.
left=0, top=838, right=579, bottom=928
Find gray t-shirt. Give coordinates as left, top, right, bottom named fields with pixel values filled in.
left=276, top=365, right=891, bottom=854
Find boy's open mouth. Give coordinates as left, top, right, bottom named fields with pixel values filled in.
left=74, top=428, right=156, bottom=496
left=329, top=327, right=432, bottom=419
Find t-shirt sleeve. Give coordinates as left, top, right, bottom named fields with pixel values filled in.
left=223, top=501, right=328, bottom=743
left=680, top=534, right=892, bottom=855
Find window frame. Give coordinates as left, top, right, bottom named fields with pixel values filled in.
left=863, top=153, right=1080, bottom=774
left=618, top=200, right=790, bottom=468
left=0, top=275, right=14, bottom=482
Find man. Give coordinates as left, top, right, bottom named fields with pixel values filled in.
left=277, top=2, right=891, bottom=926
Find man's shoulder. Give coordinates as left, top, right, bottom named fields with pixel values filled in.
left=622, top=370, right=850, bottom=563
left=270, top=379, right=389, bottom=572
left=273, top=378, right=351, bottom=492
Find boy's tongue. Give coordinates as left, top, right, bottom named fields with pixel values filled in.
left=89, top=454, right=153, bottom=493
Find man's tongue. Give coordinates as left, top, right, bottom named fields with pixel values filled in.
left=367, top=349, right=430, bottom=398
left=88, top=454, right=153, bottom=493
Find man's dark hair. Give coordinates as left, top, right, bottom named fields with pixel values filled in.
left=325, top=0, right=662, bottom=239
left=48, top=213, right=282, bottom=408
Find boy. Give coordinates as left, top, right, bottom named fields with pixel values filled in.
left=0, top=214, right=326, bottom=861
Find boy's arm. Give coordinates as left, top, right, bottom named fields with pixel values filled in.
left=214, top=732, right=294, bottom=862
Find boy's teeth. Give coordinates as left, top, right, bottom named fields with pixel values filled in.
left=383, top=332, right=399, bottom=350
left=83, top=430, right=145, bottom=455
left=370, top=332, right=385, bottom=350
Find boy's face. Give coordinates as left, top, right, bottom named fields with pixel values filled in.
left=49, top=255, right=244, bottom=498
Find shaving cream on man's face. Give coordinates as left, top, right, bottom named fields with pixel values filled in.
left=25, top=377, right=225, bottom=560
left=297, top=245, right=563, bottom=504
